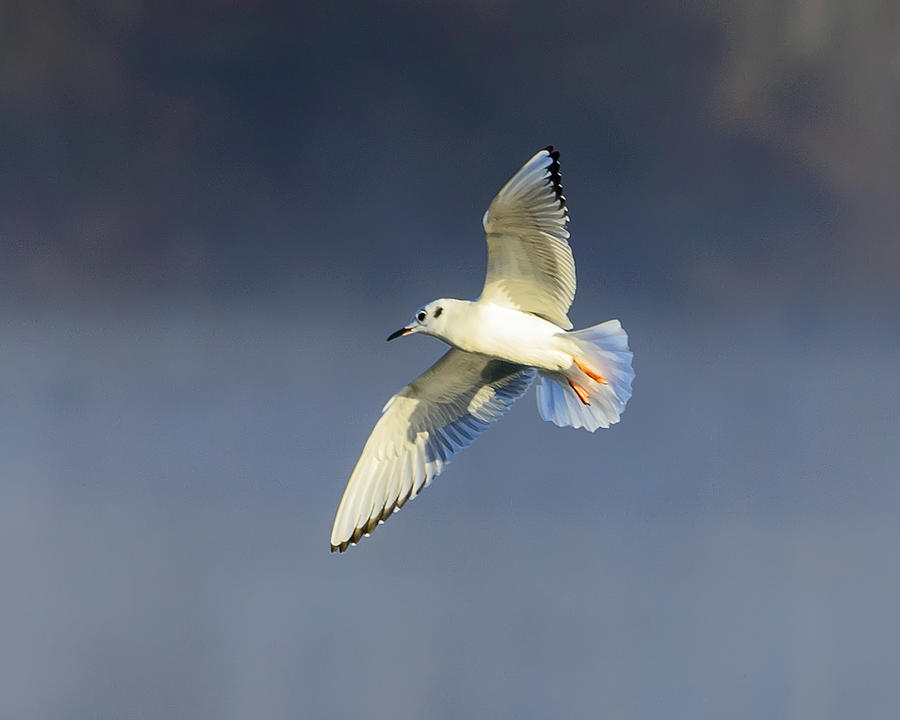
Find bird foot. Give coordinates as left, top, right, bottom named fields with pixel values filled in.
left=567, top=378, right=591, bottom=405
left=573, top=357, right=608, bottom=385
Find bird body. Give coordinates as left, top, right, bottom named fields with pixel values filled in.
left=330, top=147, right=635, bottom=552
left=418, top=298, right=576, bottom=372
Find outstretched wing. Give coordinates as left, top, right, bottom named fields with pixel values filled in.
left=331, top=349, right=535, bottom=552
left=480, top=146, right=575, bottom=329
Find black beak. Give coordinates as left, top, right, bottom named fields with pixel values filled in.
left=386, top=327, right=413, bottom=341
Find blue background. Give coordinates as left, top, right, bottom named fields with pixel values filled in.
left=2, top=2, right=899, bottom=718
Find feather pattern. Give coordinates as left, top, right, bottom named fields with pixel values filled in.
left=331, top=349, right=535, bottom=552
left=480, top=147, right=575, bottom=329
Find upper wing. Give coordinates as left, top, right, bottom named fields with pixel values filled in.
left=480, top=147, right=576, bottom=329
left=331, top=349, right=535, bottom=552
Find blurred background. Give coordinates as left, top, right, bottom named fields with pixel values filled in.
left=2, top=1, right=899, bottom=718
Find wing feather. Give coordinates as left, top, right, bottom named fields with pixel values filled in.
left=330, top=349, right=535, bottom=551
left=480, top=147, right=576, bottom=329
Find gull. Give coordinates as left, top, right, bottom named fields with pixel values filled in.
left=331, top=147, right=634, bottom=552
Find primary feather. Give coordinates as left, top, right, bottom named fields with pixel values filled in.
left=480, top=147, right=575, bottom=329
left=331, top=349, right=535, bottom=552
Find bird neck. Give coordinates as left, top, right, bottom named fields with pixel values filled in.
left=429, top=298, right=477, bottom=350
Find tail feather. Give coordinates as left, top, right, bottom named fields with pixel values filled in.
left=536, top=319, right=634, bottom=432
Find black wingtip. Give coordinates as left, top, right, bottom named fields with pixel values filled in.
left=329, top=481, right=422, bottom=554
left=544, top=147, right=566, bottom=214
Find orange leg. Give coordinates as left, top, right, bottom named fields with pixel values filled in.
left=567, top=378, right=591, bottom=405
left=573, top=357, right=608, bottom=385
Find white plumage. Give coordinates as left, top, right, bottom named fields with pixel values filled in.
left=331, top=147, right=634, bottom=552
left=481, top=148, right=575, bottom=329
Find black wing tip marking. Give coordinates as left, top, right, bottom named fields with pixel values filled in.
left=542, top=145, right=568, bottom=217
left=330, top=481, right=424, bottom=553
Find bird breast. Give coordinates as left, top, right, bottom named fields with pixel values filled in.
left=448, top=301, right=575, bottom=372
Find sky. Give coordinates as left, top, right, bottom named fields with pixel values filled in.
left=2, top=2, right=899, bottom=718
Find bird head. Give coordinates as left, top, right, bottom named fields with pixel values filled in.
left=387, top=299, right=450, bottom=341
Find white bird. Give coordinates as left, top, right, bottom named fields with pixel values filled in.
left=331, top=147, right=634, bottom=552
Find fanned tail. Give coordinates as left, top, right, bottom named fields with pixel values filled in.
left=536, top=319, right=634, bottom=432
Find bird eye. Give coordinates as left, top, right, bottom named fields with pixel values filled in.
left=417, top=311, right=426, bottom=322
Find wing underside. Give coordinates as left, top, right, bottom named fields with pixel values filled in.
left=480, top=147, right=576, bottom=329
left=331, top=349, right=535, bottom=552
